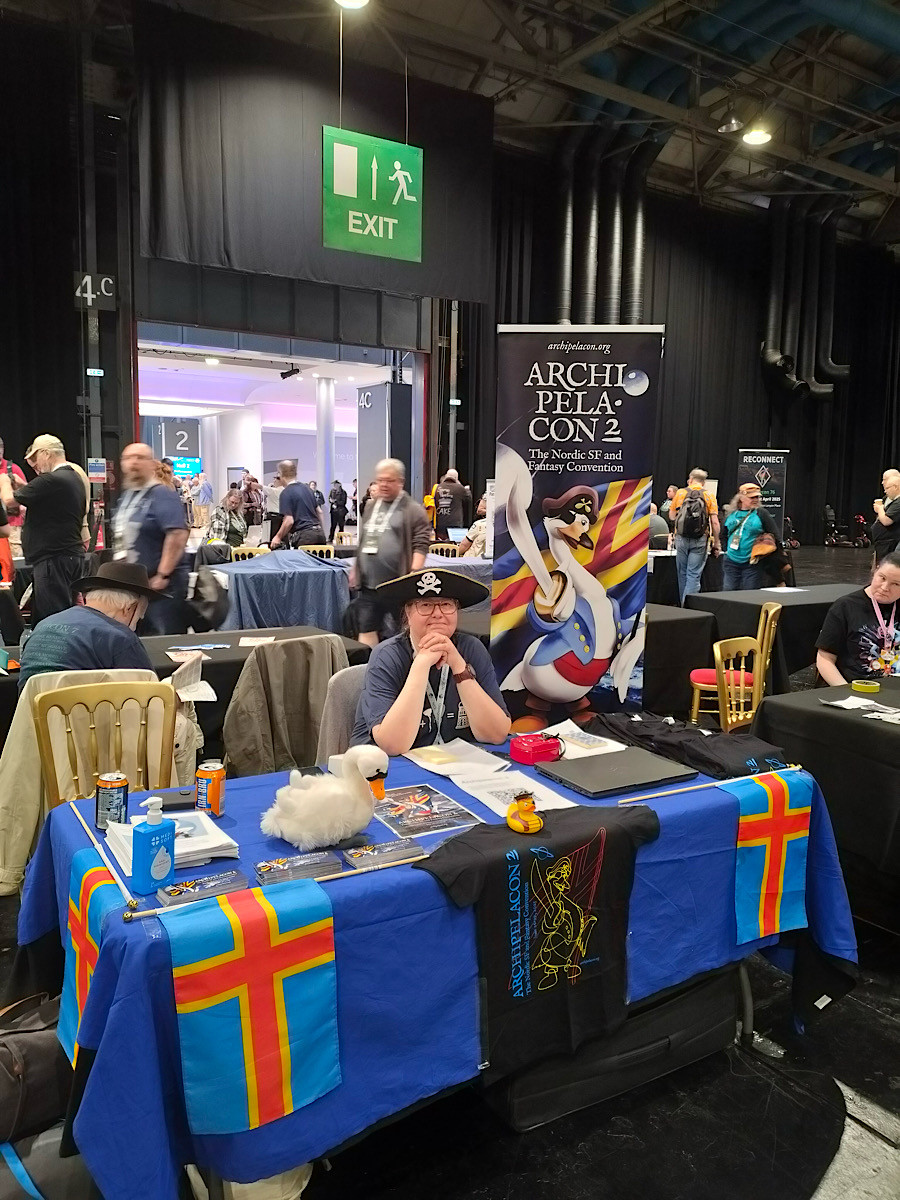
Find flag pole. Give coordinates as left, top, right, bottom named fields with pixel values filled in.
left=68, top=801, right=138, bottom=909
left=616, top=765, right=804, bottom=806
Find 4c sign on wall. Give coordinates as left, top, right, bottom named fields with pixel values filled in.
left=322, top=126, right=423, bottom=263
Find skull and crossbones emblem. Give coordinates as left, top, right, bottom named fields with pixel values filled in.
left=417, top=571, right=442, bottom=595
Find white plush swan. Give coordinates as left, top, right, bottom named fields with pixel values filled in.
left=259, top=744, right=389, bottom=851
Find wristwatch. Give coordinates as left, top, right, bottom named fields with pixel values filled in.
left=453, top=666, right=475, bottom=685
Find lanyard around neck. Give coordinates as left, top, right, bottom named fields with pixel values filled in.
left=425, top=663, right=450, bottom=744
left=870, top=593, right=896, bottom=649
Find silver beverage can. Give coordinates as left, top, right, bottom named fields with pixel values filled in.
left=95, top=771, right=129, bottom=830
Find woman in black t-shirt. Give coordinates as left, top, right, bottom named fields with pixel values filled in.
left=816, top=552, right=900, bottom=684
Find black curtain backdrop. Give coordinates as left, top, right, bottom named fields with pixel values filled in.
left=481, top=169, right=900, bottom=546
left=136, top=2, right=493, bottom=303
left=0, top=21, right=79, bottom=471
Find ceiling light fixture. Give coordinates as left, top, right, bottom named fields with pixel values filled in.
left=204, top=357, right=220, bottom=366
left=742, top=126, right=771, bottom=146
left=718, top=104, right=744, bottom=135
left=334, top=0, right=369, bottom=8
left=312, top=372, right=320, bottom=378
left=280, top=364, right=300, bottom=380
left=347, top=375, right=355, bottom=381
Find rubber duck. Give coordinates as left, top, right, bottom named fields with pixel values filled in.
left=506, top=791, right=544, bottom=834
left=260, top=745, right=389, bottom=851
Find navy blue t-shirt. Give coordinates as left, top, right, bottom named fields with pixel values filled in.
left=115, top=484, right=188, bottom=575
left=19, top=605, right=153, bottom=690
left=279, top=482, right=321, bottom=534
left=350, top=631, right=509, bottom=747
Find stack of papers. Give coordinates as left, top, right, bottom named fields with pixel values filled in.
left=819, top=696, right=893, bottom=712
left=456, top=770, right=576, bottom=817
left=168, top=650, right=217, bottom=702
left=540, top=720, right=628, bottom=759
left=404, top=739, right=508, bottom=777
left=105, top=811, right=240, bottom=875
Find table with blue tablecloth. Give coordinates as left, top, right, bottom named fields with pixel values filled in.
left=424, top=553, right=492, bottom=613
left=16, top=757, right=856, bottom=1200
left=215, top=552, right=351, bottom=633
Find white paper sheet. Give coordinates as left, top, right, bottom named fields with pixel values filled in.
left=239, top=636, right=276, bottom=646
left=760, top=587, right=806, bottom=592
left=170, top=651, right=218, bottom=703
left=404, top=739, right=509, bottom=777
left=457, top=770, right=575, bottom=817
left=818, top=695, right=892, bottom=711
left=166, top=650, right=211, bottom=663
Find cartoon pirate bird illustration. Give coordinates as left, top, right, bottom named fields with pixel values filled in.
left=496, top=444, right=645, bottom=729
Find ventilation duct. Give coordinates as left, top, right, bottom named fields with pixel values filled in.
left=574, top=122, right=615, bottom=325
left=816, top=210, right=851, bottom=382
left=620, top=139, right=662, bottom=324
left=598, top=149, right=627, bottom=324
left=761, top=199, right=808, bottom=395
left=798, top=202, right=834, bottom=398
left=554, top=126, right=587, bottom=323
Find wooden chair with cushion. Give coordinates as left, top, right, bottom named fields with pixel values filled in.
left=232, top=546, right=271, bottom=561
left=300, top=545, right=335, bottom=559
left=32, top=682, right=177, bottom=807
left=689, top=602, right=781, bottom=725
left=429, top=543, right=459, bottom=558
left=712, top=637, right=764, bottom=732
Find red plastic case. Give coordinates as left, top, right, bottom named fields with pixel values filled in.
left=509, top=733, right=564, bottom=765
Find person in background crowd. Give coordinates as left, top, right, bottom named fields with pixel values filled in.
left=816, top=551, right=900, bottom=684
left=459, top=493, right=488, bottom=557
left=155, top=460, right=176, bottom=489
left=434, top=468, right=468, bottom=539
left=329, top=479, right=348, bottom=541
left=271, top=461, right=325, bottom=547
left=0, top=437, right=26, bottom=558
left=350, top=458, right=432, bottom=648
left=308, top=480, right=326, bottom=509
left=0, top=497, right=11, bottom=584
left=179, top=477, right=193, bottom=525
left=208, top=489, right=249, bottom=548
left=649, top=502, right=671, bottom=547
left=359, top=481, right=377, bottom=521
left=871, top=468, right=900, bottom=564
left=191, top=472, right=213, bottom=528
left=18, top=561, right=155, bottom=690
left=229, top=482, right=240, bottom=490
left=669, top=468, right=720, bottom=604
left=351, top=478, right=358, bottom=521
left=721, top=482, right=779, bottom=591
left=350, top=568, right=510, bottom=752
left=241, top=475, right=265, bottom=528
left=265, top=474, right=284, bottom=541
left=115, top=443, right=190, bottom=635
left=660, top=484, right=677, bottom=530
left=14, top=434, right=86, bottom=624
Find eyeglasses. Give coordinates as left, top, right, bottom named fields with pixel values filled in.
left=413, top=599, right=458, bottom=615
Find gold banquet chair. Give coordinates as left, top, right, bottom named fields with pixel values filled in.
left=689, top=602, right=781, bottom=725
left=299, top=545, right=335, bottom=559
left=711, top=637, right=765, bottom=733
left=232, top=546, right=271, bottom=561
left=33, top=682, right=177, bottom=807
left=334, top=532, right=354, bottom=546
left=429, top=543, right=459, bottom=558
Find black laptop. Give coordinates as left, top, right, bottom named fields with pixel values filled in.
left=536, top=747, right=698, bottom=799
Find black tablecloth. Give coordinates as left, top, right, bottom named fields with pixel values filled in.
left=646, top=554, right=678, bottom=606
left=0, top=626, right=370, bottom=758
left=458, top=602, right=714, bottom=719
left=685, top=584, right=857, bottom=693
left=754, top=679, right=900, bottom=919
left=148, top=627, right=370, bottom=760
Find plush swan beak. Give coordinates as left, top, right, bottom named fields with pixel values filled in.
left=367, top=772, right=387, bottom=801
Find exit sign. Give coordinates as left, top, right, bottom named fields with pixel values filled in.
left=322, top=126, right=423, bottom=263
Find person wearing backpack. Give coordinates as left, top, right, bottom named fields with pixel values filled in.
left=670, top=468, right=720, bottom=604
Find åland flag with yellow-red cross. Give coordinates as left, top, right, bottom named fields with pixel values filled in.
left=157, top=879, right=340, bottom=1135
left=720, top=770, right=813, bottom=945
left=58, top=847, right=123, bottom=1064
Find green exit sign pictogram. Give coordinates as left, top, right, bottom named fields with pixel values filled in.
left=322, top=126, right=423, bottom=262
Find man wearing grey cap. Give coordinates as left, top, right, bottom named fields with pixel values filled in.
left=14, top=434, right=87, bottom=624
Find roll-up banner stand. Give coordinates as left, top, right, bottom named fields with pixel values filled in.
left=736, top=449, right=789, bottom=536
left=491, top=325, right=665, bottom=725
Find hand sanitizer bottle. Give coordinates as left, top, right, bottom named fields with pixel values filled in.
left=132, top=798, right=176, bottom=895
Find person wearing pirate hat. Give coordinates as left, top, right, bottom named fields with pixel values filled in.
left=350, top=567, right=511, bottom=754
left=18, top=562, right=157, bottom=690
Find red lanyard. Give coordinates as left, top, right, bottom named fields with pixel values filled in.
left=870, top=594, right=896, bottom=650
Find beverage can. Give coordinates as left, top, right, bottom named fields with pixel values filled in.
left=95, top=771, right=129, bottom=830
left=196, top=760, right=226, bottom=816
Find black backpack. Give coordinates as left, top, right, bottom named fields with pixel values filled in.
left=675, top=489, right=709, bottom=539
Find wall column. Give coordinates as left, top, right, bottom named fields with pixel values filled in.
left=316, top=377, right=336, bottom=501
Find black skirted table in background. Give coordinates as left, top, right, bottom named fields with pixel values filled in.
left=459, top=603, right=714, bottom=719
left=754, top=679, right=900, bottom=926
left=685, top=584, right=857, bottom=693
left=148, top=626, right=370, bottom=760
